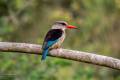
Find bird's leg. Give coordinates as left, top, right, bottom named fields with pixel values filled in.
left=50, top=45, right=61, bottom=53
left=49, top=45, right=61, bottom=51
left=54, top=45, right=62, bottom=54
left=54, top=45, right=61, bottom=49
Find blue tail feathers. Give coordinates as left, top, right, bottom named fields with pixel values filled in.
left=41, top=49, right=49, bottom=61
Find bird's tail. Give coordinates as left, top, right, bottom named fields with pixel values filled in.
left=41, top=49, right=49, bottom=61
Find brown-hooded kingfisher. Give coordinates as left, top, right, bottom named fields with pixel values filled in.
left=41, top=21, right=78, bottom=60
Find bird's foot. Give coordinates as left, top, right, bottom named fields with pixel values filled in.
left=55, top=44, right=62, bottom=49
left=50, top=45, right=61, bottom=50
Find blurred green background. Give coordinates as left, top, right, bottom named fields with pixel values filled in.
left=0, top=0, right=120, bottom=80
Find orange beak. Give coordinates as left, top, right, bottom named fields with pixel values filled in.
left=67, top=25, right=79, bottom=29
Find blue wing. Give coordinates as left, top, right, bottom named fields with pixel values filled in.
left=41, top=40, right=58, bottom=60
left=41, top=29, right=63, bottom=60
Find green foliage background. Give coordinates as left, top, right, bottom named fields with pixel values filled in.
left=0, top=0, right=120, bottom=80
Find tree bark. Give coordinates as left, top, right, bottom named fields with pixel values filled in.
left=0, top=42, right=120, bottom=70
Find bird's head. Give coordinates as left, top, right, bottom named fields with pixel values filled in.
left=52, top=21, right=77, bottom=30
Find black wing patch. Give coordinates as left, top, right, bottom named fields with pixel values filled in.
left=44, top=29, right=63, bottom=41
left=42, top=29, right=63, bottom=49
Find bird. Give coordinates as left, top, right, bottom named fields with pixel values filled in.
left=41, top=21, right=77, bottom=60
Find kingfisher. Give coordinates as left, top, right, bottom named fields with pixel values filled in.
left=41, top=21, right=77, bottom=60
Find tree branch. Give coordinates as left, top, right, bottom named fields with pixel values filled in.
left=0, top=42, right=120, bottom=70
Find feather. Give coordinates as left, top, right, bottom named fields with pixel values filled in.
left=41, top=29, right=63, bottom=60
left=41, top=49, right=49, bottom=60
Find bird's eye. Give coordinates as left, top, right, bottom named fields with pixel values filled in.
left=60, top=23, right=66, bottom=26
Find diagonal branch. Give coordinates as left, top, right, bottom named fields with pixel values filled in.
left=0, top=42, right=120, bottom=70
